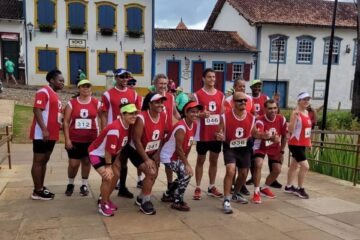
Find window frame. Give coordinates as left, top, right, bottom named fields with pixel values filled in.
left=95, top=1, right=117, bottom=32
left=65, top=0, right=88, bottom=32
left=232, top=62, right=245, bottom=80
left=35, top=47, right=59, bottom=74
left=97, top=50, right=117, bottom=75
left=323, top=36, right=342, bottom=65
left=124, top=3, right=145, bottom=33
left=296, top=35, right=315, bottom=65
left=125, top=52, right=144, bottom=76
left=34, top=0, right=57, bottom=29
left=268, top=34, right=289, bottom=64
left=312, top=79, right=326, bottom=100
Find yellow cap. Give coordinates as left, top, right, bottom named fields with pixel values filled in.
left=77, top=79, right=92, bottom=88
left=120, top=103, right=138, bottom=113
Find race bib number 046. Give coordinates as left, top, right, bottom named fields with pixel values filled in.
left=205, top=114, right=220, bottom=126
left=145, top=140, right=160, bottom=152
left=75, top=119, right=91, bottom=129
left=230, top=138, right=247, bottom=148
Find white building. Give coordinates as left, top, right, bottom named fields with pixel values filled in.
left=25, top=0, right=154, bottom=89
left=205, top=0, right=357, bottom=109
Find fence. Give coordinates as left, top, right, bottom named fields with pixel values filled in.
left=0, top=124, right=12, bottom=169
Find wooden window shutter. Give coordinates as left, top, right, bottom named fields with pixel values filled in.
left=244, top=64, right=251, bottom=81
left=226, top=63, right=233, bottom=81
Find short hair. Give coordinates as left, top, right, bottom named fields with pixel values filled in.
left=46, top=69, right=62, bottom=82
left=153, top=73, right=167, bottom=84
left=233, top=78, right=245, bottom=87
left=264, top=99, right=276, bottom=108
left=202, top=68, right=215, bottom=78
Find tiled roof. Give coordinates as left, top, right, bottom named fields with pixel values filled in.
left=205, top=0, right=356, bottom=30
left=0, top=0, right=23, bottom=20
left=155, top=28, right=257, bottom=52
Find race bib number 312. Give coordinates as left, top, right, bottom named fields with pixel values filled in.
left=75, top=119, right=91, bottom=129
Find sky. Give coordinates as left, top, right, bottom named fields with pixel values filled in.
left=155, top=0, right=355, bottom=30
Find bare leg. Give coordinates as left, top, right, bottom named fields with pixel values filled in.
left=195, top=154, right=206, bottom=186
left=298, top=160, right=309, bottom=188
left=265, top=163, right=281, bottom=186
left=209, top=151, right=219, bottom=185
left=224, top=164, right=236, bottom=197
left=286, top=158, right=299, bottom=186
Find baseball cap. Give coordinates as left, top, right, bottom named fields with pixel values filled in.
left=183, top=101, right=203, bottom=113
left=114, top=68, right=131, bottom=76
left=250, top=79, right=262, bottom=87
left=120, top=103, right=138, bottom=113
left=297, top=92, right=311, bottom=100
left=77, top=79, right=92, bottom=88
left=176, top=87, right=183, bottom=92
left=127, top=78, right=137, bottom=86
left=150, top=93, right=167, bottom=102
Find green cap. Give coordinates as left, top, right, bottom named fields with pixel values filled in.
left=120, top=104, right=138, bottom=113
left=250, top=79, right=262, bottom=87
left=77, top=79, right=92, bottom=88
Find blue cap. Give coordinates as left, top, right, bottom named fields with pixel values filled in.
left=114, top=68, right=131, bottom=76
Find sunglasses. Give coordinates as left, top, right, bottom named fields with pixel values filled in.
left=234, top=99, right=248, bottom=103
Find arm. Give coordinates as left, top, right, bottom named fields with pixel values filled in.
left=288, top=110, right=299, bottom=134
left=175, top=128, right=193, bottom=176
left=63, top=104, right=72, bottom=149
left=173, top=101, right=181, bottom=120
left=132, top=117, right=154, bottom=169
left=33, top=108, right=49, bottom=140
left=215, top=115, right=225, bottom=141
left=100, top=111, right=108, bottom=131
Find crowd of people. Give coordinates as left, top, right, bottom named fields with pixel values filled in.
left=29, top=67, right=313, bottom=216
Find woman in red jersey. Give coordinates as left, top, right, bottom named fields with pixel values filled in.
left=285, top=92, right=312, bottom=199
left=88, top=103, right=138, bottom=217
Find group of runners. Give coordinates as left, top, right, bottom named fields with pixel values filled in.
left=29, top=67, right=313, bottom=216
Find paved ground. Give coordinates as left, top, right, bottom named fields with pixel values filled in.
left=1, top=143, right=360, bottom=240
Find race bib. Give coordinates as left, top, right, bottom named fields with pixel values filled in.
left=205, top=114, right=220, bottom=125
left=265, top=140, right=273, bottom=147
left=75, top=119, right=91, bottom=129
left=305, top=128, right=311, bottom=138
left=230, top=138, right=247, bottom=148
left=145, top=140, right=160, bottom=152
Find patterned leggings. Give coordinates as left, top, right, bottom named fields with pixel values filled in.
left=165, top=160, right=191, bottom=203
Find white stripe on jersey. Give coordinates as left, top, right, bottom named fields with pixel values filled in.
left=103, top=91, right=113, bottom=124
left=89, top=129, right=119, bottom=157
left=34, top=88, right=50, bottom=140
left=160, top=125, right=185, bottom=163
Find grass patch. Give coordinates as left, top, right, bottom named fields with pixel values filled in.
left=13, top=105, right=33, bottom=143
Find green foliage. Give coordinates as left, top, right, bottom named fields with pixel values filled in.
left=316, top=111, right=357, bottom=130
left=13, top=105, right=33, bottom=143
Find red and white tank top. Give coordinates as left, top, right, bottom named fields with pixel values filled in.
left=252, top=94, right=269, bottom=116
left=68, top=97, right=100, bottom=143
left=163, top=92, right=176, bottom=132
left=223, top=110, right=254, bottom=148
left=288, top=112, right=312, bottom=147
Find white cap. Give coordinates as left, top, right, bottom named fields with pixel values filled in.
left=297, top=92, right=310, bottom=100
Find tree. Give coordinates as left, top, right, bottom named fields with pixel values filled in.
left=352, top=0, right=360, bottom=118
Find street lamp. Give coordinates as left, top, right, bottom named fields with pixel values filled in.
left=274, top=36, right=284, bottom=94
left=26, top=22, right=34, bottom=41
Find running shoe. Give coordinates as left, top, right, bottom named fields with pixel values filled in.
left=284, top=185, right=296, bottom=194
left=193, top=187, right=202, bottom=200
left=252, top=192, right=262, bottom=204
left=43, top=186, right=55, bottom=198
left=207, top=186, right=223, bottom=198
left=232, top=192, right=249, bottom=204
left=270, top=180, right=282, bottom=189
left=240, top=185, right=250, bottom=196
left=223, top=200, right=233, bottom=214
left=136, top=180, right=143, bottom=189
left=65, top=184, right=74, bottom=196
left=140, top=201, right=156, bottom=215
left=98, top=202, right=114, bottom=217
left=171, top=201, right=190, bottom=212
left=108, top=200, right=118, bottom=211
left=31, top=189, right=54, bottom=200
left=294, top=188, right=309, bottom=199
left=117, top=187, right=134, bottom=199
left=260, top=187, right=276, bottom=199
left=79, top=185, right=89, bottom=196
left=135, top=196, right=142, bottom=206
left=161, top=192, right=175, bottom=202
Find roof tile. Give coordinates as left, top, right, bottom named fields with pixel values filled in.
left=0, top=0, right=23, bottom=20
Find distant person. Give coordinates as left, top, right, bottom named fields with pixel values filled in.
left=76, top=68, right=86, bottom=83
left=4, top=57, right=18, bottom=85
left=175, top=87, right=189, bottom=112
left=168, top=79, right=176, bottom=92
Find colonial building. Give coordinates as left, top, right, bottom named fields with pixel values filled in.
left=0, top=0, right=24, bottom=83
left=205, top=0, right=357, bottom=108
left=25, top=0, right=154, bottom=88
left=155, top=20, right=257, bottom=93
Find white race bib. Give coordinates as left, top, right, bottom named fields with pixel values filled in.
left=145, top=140, right=160, bottom=152
left=305, top=128, right=311, bottom=138
left=205, top=114, right=220, bottom=125
left=75, top=119, right=91, bottom=129
left=265, top=140, right=274, bottom=147
left=230, top=138, right=247, bottom=148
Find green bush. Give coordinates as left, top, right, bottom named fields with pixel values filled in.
left=316, top=111, right=356, bottom=130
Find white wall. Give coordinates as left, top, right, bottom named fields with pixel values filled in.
left=26, top=0, right=153, bottom=87
left=155, top=51, right=254, bottom=93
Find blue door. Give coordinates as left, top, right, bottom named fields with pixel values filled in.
left=262, top=81, right=287, bottom=108
left=69, top=51, right=86, bottom=85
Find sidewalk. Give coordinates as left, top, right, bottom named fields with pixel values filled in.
left=1, top=144, right=360, bottom=240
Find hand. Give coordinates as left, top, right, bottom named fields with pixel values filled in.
left=185, top=164, right=193, bottom=176
left=144, top=159, right=155, bottom=171
left=65, top=139, right=73, bottom=150
left=203, top=110, right=210, bottom=118
left=102, top=166, right=114, bottom=181
left=42, top=128, right=50, bottom=141
left=273, top=134, right=280, bottom=143
left=215, top=130, right=224, bottom=141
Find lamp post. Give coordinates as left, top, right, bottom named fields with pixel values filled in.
left=26, top=22, right=34, bottom=41
left=275, top=37, right=283, bottom=94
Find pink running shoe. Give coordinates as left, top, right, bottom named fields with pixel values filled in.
left=108, top=200, right=118, bottom=211
left=98, top=202, right=114, bottom=217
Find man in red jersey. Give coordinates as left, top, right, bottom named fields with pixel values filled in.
left=250, top=79, right=269, bottom=116
left=224, top=79, right=254, bottom=114
left=101, top=68, right=141, bottom=199
left=252, top=99, right=287, bottom=204
left=30, top=69, right=64, bottom=200
left=193, top=68, right=225, bottom=200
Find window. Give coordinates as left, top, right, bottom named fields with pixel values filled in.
left=313, top=80, right=326, bottom=100
left=96, top=2, right=117, bottom=31
left=213, top=63, right=225, bottom=72
left=323, top=37, right=342, bottom=64
left=36, top=0, right=56, bottom=28
left=36, top=47, right=58, bottom=74
left=66, top=0, right=87, bottom=31
left=296, top=36, right=315, bottom=64
left=269, top=35, right=288, bottom=63
left=232, top=63, right=244, bottom=80
left=97, top=51, right=117, bottom=75
left=353, top=40, right=357, bottom=65
left=125, top=52, right=143, bottom=75
left=125, top=4, right=145, bottom=33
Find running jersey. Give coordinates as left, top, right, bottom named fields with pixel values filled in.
left=252, top=94, right=269, bottom=116
left=224, top=94, right=254, bottom=113
left=223, top=110, right=255, bottom=148
left=162, top=92, right=176, bottom=132
left=130, top=110, right=167, bottom=155
left=30, top=86, right=62, bottom=141
left=194, top=88, right=224, bottom=141
left=288, top=112, right=312, bottom=147
left=88, top=118, right=129, bottom=157
left=160, top=119, right=197, bottom=163
left=101, top=87, right=140, bottom=124
left=68, top=97, right=100, bottom=143
left=253, top=114, right=287, bottom=156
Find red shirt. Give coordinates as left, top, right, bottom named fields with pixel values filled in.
left=224, top=94, right=255, bottom=114
left=68, top=97, right=100, bottom=143
left=194, top=88, right=224, bottom=141
left=130, top=110, right=167, bottom=155
left=223, top=110, right=254, bottom=148
left=288, top=112, right=312, bottom=147
left=101, top=87, right=140, bottom=124
left=163, top=92, right=176, bottom=132
left=88, top=118, right=129, bottom=157
left=30, top=86, right=62, bottom=141
left=253, top=114, right=287, bottom=158
left=160, top=119, right=197, bottom=162
left=252, top=94, right=269, bottom=116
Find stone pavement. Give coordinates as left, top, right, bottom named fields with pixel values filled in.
left=1, top=144, right=360, bottom=240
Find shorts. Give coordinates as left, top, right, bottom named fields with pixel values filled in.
left=196, top=141, right=222, bottom=155
left=33, top=140, right=56, bottom=154
left=289, top=145, right=307, bottom=162
left=66, top=142, right=91, bottom=159
left=253, top=153, right=281, bottom=164
left=125, top=145, right=155, bottom=168
left=89, top=155, right=116, bottom=169
left=223, top=143, right=251, bottom=169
